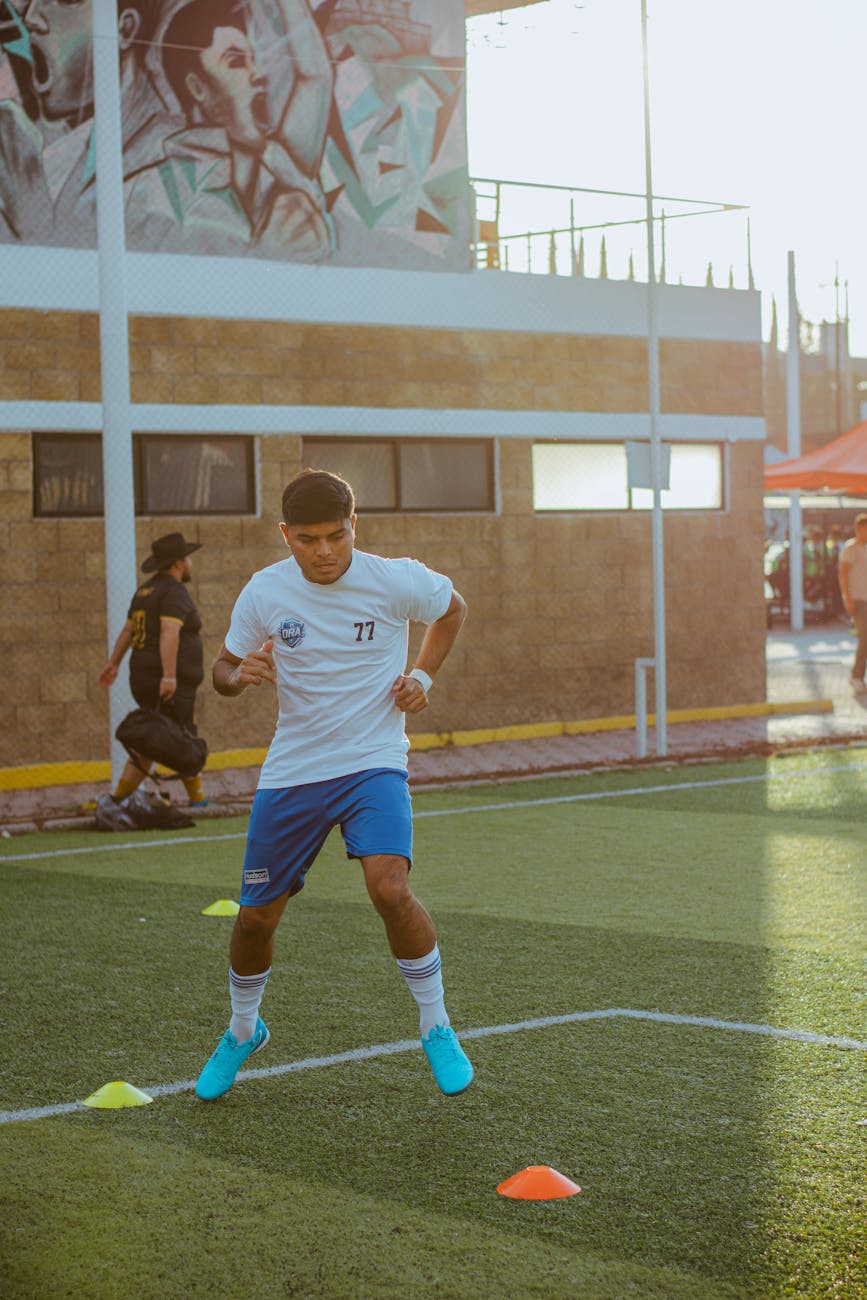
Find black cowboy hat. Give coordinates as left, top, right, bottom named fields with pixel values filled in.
left=141, top=532, right=203, bottom=572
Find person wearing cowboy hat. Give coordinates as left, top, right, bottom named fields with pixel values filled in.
left=98, top=532, right=207, bottom=806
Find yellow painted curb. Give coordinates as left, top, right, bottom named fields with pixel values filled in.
left=0, top=700, right=835, bottom=793
left=0, top=760, right=111, bottom=791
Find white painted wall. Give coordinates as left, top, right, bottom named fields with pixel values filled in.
left=0, top=244, right=761, bottom=342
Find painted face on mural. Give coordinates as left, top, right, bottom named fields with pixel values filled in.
left=22, top=0, right=93, bottom=124
left=187, top=25, right=270, bottom=152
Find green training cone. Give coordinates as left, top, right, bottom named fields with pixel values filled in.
left=82, top=1081, right=154, bottom=1109
left=202, top=899, right=240, bottom=916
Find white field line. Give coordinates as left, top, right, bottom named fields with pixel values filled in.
left=4, top=760, right=867, bottom=864
left=1, top=1007, right=865, bottom=1126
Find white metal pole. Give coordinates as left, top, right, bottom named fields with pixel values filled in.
left=641, top=0, right=667, bottom=755
left=786, top=250, right=804, bottom=630
left=93, top=0, right=137, bottom=782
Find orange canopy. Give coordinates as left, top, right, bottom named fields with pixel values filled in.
left=764, top=419, right=867, bottom=493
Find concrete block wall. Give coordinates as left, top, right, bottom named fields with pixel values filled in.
left=0, top=306, right=766, bottom=771
left=1, top=309, right=762, bottom=414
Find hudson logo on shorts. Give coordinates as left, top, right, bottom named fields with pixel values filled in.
left=244, top=868, right=270, bottom=884
left=280, top=617, right=304, bottom=648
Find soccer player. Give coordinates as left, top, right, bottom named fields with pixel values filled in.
left=195, top=469, right=473, bottom=1100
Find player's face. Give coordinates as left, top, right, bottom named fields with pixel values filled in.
left=279, top=516, right=356, bottom=585
left=23, top=0, right=93, bottom=123
left=194, top=25, right=268, bottom=151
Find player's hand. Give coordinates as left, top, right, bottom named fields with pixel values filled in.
left=392, top=674, right=429, bottom=714
left=98, top=662, right=118, bottom=688
left=231, top=639, right=277, bottom=689
left=159, top=676, right=177, bottom=700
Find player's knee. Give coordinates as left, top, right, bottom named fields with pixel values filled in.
left=366, top=861, right=412, bottom=916
left=236, top=902, right=281, bottom=941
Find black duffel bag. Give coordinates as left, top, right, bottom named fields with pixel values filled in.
left=116, top=706, right=207, bottom=779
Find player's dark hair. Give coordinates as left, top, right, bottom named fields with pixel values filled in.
left=161, top=0, right=246, bottom=116
left=282, top=470, right=355, bottom=525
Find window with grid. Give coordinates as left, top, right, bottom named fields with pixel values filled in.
left=33, top=433, right=104, bottom=518
left=135, top=435, right=255, bottom=515
left=531, top=441, right=724, bottom=512
left=32, top=434, right=256, bottom=517
left=302, top=438, right=494, bottom=512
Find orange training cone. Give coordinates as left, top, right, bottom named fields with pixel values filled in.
left=497, top=1165, right=582, bottom=1200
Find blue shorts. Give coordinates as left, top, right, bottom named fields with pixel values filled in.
left=240, top=768, right=412, bottom=906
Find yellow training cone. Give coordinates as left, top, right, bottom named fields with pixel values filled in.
left=202, top=899, right=240, bottom=916
left=82, top=1081, right=153, bottom=1109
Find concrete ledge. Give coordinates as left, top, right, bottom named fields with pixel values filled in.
left=0, top=699, right=834, bottom=793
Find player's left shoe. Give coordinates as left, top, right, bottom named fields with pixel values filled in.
left=195, top=1017, right=270, bottom=1101
left=422, top=1024, right=474, bottom=1096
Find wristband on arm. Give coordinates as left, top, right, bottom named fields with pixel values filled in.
left=408, top=667, right=433, bottom=694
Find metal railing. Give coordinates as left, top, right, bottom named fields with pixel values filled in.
left=470, top=175, right=752, bottom=288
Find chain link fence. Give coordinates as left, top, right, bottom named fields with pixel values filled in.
left=0, top=0, right=760, bottom=792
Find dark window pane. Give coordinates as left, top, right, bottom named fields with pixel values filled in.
left=302, top=440, right=396, bottom=510
left=139, top=437, right=253, bottom=514
left=33, top=434, right=104, bottom=517
left=400, top=441, right=491, bottom=510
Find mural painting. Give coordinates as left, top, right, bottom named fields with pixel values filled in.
left=0, top=0, right=469, bottom=269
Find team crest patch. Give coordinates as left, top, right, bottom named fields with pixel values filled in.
left=244, top=868, right=269, bottom=884
left=280, top=617, right=305, bottom=648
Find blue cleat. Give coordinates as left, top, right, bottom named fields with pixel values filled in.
left=195, top=1017, right=270, bottom=1101
left=422, top=1024, right=474, bottom=1096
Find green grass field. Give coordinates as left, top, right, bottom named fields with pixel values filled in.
left=2, top=748, right=865, bottom=1299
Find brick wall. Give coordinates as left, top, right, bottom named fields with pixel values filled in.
left=0, top=308, right=762, bottom=415
left=0, top=307, right=766, bottom=771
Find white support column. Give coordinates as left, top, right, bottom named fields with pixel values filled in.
left=641, top=0, right=667, bottom=756
left=93, top=0, right=137, bottom=781
left=786, top=250, right=804, bottom=631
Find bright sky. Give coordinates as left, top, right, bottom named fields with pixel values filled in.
left=466, top=0, right=867, bottom=355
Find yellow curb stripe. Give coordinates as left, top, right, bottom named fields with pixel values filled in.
left=0, top=761, right=111, bottom=791
left=0, top=700, right=835, bottom=792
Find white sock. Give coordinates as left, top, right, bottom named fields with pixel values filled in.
left=228, top=966, right=270, bottom=1043
left=396, top=944, right=449, bottom=1037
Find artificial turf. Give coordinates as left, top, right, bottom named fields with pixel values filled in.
left=1, top=748, right=865, bottom=1297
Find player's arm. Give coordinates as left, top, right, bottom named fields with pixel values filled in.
left=272, top=0, right=333, bottom=177
left=213, top=640, right=276, bottom=697
left=159, top=617, right=182, bottom=699
left=839, top=552, right=854, bottom=614
left=98, top=619, right=134, bottom=687
left=393, top=591, right=467, bottom=715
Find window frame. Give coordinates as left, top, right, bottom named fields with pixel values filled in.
left=32, top=431, right=104, bottom=519
left=133, top=433, right=256, bottom=517
left=302, top=436, right=496, bottom=513
left=531, top=439, right=726, bottom=514
left=32, top=432, right=257, bottom=518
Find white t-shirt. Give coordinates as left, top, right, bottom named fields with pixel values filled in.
left=225, top=549, right=452, bottom=788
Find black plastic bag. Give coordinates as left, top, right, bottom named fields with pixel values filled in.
left=125, top=789, right=196, bottom=829
left=94, top=790, right=195, bottom=832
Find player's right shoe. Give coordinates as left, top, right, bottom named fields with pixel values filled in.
left=422, top=1024, right=474, bottom=1096
left=195, top=1017, right=270, bottom=1101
